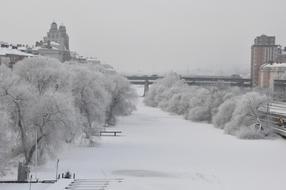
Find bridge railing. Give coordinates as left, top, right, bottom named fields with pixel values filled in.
left=126, top=75, right=251, bottom=87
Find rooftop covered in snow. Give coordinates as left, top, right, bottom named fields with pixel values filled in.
left=261, top=63, right=286, bottom=69
left=0, top=47, right=34, bottom=57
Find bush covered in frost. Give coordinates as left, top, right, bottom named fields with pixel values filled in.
left=212, top=98, right=237, bottom=129
left=223, top=92, right=267, bottom=136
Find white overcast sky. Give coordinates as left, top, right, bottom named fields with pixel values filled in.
left=1, top=0, right=286, bottom=75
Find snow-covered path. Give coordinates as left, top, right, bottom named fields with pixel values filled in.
left=3, top=89, right=286, bottom=190
left=32, top=96, right=286, bottom=190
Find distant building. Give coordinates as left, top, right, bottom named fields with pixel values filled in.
left=0, top=42, right=34, bottom=67
left=276, top=47, right=286, bottom=63
left=259, top=63, right=286, bottom=90
left=44, top=22, right=69, bottom=51
left=36, top=22, right=71, bottom=62
left=1, top=22, right=100, bottom=65
left=70, top=51, right=101, bottom=64
left=251, top=35, right=280, bottom=87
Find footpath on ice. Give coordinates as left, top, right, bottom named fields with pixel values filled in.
left=2, top=96, right=286, bottom=190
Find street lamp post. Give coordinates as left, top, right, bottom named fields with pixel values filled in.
left=35, top=130, right=38, bottom=181
left=266, top=88, right=272, bottom=129
left=56, top=159, right=59, bottom=181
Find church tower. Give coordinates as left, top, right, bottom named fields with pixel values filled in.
left=59, top=25, right=69, bottom=50
left=44, top=22, right=70, bottom=51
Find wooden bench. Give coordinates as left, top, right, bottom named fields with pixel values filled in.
left=99, top=131, right=122, bottom=136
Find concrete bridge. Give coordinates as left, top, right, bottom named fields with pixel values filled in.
left=126, top=75, right=251, bottom=87
left=126, top=75, right=251, bottom=97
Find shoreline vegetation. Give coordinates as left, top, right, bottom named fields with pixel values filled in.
left=144, top=72, right=276, bottom=140
left=0, top=56, right=137, bottom=176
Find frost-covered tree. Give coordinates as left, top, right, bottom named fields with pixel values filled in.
left=158, top=80, right=187, bottom=111
left=144, top=73, right=272, bottom=139
left=69, top=63, right=136, bottom=129
left=223, top=92, right=267, bottom=137
left=0, top=65, right=35, bottom=165
left=0, top=109, right=15, bottom=176
left=14, top=56, right=70, bottom=95
left=144, top=72, right=181, bottom=107
left=70, top=66, right=110, bottom=145
left=0, top=66, right=78, bottom=165
left=212, top=97, right=237, bottom=129
left=184, top=88, right=211, bottom=121
left=0, top=57, right=137, bottom=171
left=145, top=73, right=236, bottom=123
left=164, top=87, right=193, bottom=115
left=104, top=74, right=137, bottom=126
left=26, top=92, right=78, bottom=164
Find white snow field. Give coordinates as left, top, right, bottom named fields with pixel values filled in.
left=2, top=85, right=286, bottom=190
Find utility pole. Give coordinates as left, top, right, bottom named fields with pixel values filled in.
left=29, top=175, right=32, bottom=190
left=267, top=101, right=270, bottom=128
left=29, top=174, right=32, bottom=190
left=56, top=159, right=59, bottom=181
left=266, top=89, right=271, bottom=128
left=35, top=130, right=38, bottom=181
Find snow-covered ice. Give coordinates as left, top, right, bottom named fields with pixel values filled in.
left=1, top=85, right=286, bottom=190
left=45, top=179, right=74, bottom=190
left=0, top=183, right=50, bottom=190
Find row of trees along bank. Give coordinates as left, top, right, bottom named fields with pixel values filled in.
left=0, top=56, right=137, bottom=177
left=144, top=72, right=276, bottom=140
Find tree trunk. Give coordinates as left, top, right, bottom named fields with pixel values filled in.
left=25, top=134, right=45, bottom=166
left=17, top=162, right=30, bottom=181
left=15, top=102, right=29, bottom=163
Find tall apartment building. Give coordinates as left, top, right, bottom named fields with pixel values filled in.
left=251, top=35, right=280, bottom=87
